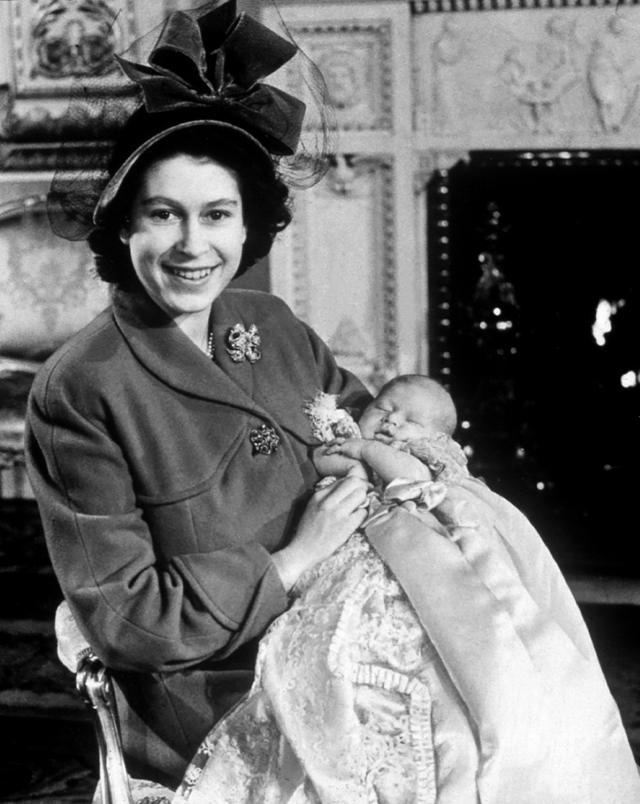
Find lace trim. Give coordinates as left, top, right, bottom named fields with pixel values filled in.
left=351, top=663, right=437, bottom=804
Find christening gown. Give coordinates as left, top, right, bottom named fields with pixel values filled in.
left=172, top=441, right=640, bottom=804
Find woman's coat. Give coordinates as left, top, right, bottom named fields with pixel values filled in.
left=25, top=287, right=370, bottom=786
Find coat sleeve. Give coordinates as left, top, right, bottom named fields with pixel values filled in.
left=25, top=370, right=289, bottom=673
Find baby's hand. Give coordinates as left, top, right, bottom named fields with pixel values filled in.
left=325, top=438, right=366, bottom=460
left=313, top=444, right=363, bottom=479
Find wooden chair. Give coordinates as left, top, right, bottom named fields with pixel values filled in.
left=76, top=649, right=135, bottom=804
left=56, top=603, right=173, bottom=804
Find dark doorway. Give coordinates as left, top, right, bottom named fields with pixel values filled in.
left=428, top=151, right=640, bottom=575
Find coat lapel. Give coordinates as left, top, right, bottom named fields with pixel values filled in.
left=112, top=290, right=260, bottom=417
left=209, top=294, right=255, bottom=400
left=209, top=293, right=314, bottom=444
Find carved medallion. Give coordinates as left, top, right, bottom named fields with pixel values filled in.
left=31, top=0, right=123, bottom=79
left=317, top=49, right=362, bottom=110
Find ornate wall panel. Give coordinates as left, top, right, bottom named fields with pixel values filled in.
left=264, top=3, right=416, bottom=388
left=283, top=21, right=393, bottom=131
left=271, top=156, right=398, bottom=390
left=9, top=0, right=135, bottom=94
left=0, top=0, right=197, bottom=151
left=0, top=177, right=109, bottom=358
left=264, top=4, right=402, bottom=133
left=414, top=5, right=640, bottom=150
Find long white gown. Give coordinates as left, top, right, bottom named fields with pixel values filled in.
left=173, top=475, right=640, bottom=804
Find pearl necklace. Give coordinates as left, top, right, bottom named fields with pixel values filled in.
left=206, top=330, right=215, bottom=359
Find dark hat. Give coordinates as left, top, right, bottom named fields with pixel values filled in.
left=93, top=0, right=305, bottom=223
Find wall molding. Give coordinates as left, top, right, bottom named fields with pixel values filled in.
left=278, top=19, right=394, bottom=131
left=411, top=0, right=640, bottom=13
left=271, top=152, right=399, bottom=387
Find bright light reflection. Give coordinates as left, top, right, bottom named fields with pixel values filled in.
left=493, top=307, right=502, bottom=316
left=621, top=371, right=637, bottom=388
left=496, top=321, right=513, bottom=331
left=463, top=445, right=474, bottom=457
left=592, top=299, right=625, bottom=346
left=536, top=482, right=545, bottom=491
left=461, top=420, right=471, bottom=429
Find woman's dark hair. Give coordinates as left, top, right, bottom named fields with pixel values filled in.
left=88, top=115, right=292, bottom=288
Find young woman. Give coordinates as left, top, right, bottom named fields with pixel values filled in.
left=26, top=1, right=370, bottom=788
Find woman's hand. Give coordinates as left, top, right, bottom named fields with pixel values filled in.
left=271, top=475, right=369, bottom=591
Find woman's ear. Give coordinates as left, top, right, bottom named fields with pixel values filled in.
left=119, top=216, right=131, bottom=244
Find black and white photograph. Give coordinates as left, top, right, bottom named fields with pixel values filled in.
left=0, top=0, right=639, bottom=801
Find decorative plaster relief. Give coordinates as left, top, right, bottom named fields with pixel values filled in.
left=414, top=7, right=640, bottom=147
left=10, top=0, right=136, bottom=94
left=31, top=0, right=122, bottom=79
left=275, top=156, right=397, bottom=389
left=278, top=21, right=393, bottom=131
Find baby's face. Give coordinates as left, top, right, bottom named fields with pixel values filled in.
left=359, top=383, right=438, bottom=443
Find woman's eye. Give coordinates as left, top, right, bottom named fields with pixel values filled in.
left=149, top=208, right=178, bottom=222
left=205, top=209, right=230, bottom=222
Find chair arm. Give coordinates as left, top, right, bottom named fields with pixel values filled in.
left=76, top=651, right=134, bottom=804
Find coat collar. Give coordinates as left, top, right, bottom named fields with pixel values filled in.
left=111, top=289, right=314, bottom=443
left=112, top=289, right=261, bottom=414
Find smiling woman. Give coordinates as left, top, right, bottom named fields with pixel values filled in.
left=24, top=0, right=372, bottom=791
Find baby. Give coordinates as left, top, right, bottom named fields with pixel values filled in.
left=174, top=376, right=640, bottom=804
left=312, top=373, right=468, bottom=489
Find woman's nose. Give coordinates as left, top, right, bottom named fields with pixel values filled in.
left=384, top=411, right=401, bottom=426
left=178, top=220, right=209, bottom=256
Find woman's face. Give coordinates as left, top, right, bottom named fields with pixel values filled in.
left=121, top=153, right=246, bottom=322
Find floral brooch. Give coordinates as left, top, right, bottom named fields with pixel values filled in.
left=249, top=424, right=280, bottom=455
left=226, top=323, right=261, bottom=364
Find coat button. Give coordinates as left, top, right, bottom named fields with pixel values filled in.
left=249, top=425, right=280, bottom=455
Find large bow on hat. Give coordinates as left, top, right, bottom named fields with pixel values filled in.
left=115, top=0, right=305, bottom=155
